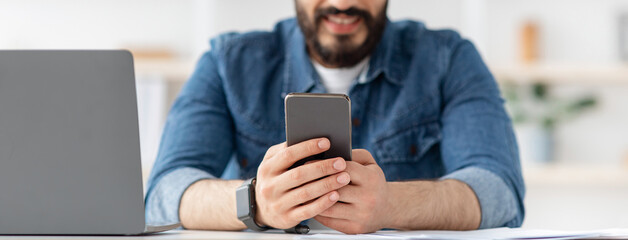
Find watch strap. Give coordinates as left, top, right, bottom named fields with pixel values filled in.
left=237, top=178, right=272, bottom=231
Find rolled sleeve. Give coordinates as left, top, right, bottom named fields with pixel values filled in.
left=442, top=167, right=518, bottom=229
left=439, top=38, right=525, bottom=228
left=144, top=47, right=235, bottom=225
left=145, top=167, right=215, bottom=225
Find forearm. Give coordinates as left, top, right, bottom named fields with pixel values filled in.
left=179, top=179, right=246, bottom=230
left=385, top=179, right=481, bottom=230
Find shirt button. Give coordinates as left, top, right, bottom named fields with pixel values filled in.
left=352, top=118, right=361, bottom=127
left=240, top=158, right=248, bottom=167
left=409, top=144, right=417, bottom=156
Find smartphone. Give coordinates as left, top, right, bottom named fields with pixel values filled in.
left=284, top=93, right=352, bottom=168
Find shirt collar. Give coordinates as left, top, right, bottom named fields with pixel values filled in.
left=364, top=19, right=404, bottom=86
left=282, top=18, right=402, bottom=99
left=281, top=26, right=319, bottom=98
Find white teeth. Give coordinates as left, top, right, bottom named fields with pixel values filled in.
left=327, top=15, right=359, bottom=24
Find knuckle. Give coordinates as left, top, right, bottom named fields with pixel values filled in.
left=318, top=161, right=330, bottom=175
left=289, top=169, right=302, bottom=182
left=297, top=189, right=311, bottom=201
left=307, top=141, right=320, bottom=153
left=358, top=149, right=372, bottom=157
left=318, top=197, right=334, bottom=210
left=300, top=210, right=312, bottom=220
left=273, top=142, right=286, bottom=151
left=345, top=161, right=358, bottom=170
left=258, top=184, right=273, bottom=198
left=279, top=149, right=294, bottom=160
left=322, top=178, right=335, bottom=191
left=265, top=143, right=283, bottom=157
left=271, top=143, right=281, bottom=150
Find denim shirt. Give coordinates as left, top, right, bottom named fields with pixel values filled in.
left=145, top=18, right=525, bottom=229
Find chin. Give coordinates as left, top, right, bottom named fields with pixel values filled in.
left=319, top=34, right=366, bottom=52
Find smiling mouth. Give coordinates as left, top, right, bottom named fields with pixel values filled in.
left=322, top=14, right=362, bottom=35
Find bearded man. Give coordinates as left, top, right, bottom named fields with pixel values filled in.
left=145, top=0, right=525, bottom=234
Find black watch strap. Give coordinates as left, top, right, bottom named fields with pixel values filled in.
left=236, top=178, right=272, bottom=231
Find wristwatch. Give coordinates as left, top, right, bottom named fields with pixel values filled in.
left=236, top=178, right=272, bottom=231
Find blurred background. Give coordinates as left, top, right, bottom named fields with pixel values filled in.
left=2, top=0, right=628, bottom=231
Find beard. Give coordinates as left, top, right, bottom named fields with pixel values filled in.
left=296, top=2, right=388, bottom=68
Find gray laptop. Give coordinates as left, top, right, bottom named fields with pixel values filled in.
left=0, top=50, right=179, bottom=235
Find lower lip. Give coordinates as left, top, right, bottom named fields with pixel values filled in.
left=322, top=17, right=362, bottom=34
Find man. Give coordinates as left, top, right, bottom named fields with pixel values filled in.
left=145, top=0, right=525, bottom=234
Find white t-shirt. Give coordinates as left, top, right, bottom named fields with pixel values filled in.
left=311, top=57, right=370, bottom=94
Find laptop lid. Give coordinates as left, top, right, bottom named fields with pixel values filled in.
left=0, top=50, right=146, bottom=234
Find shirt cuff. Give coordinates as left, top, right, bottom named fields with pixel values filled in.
left=145, top=167, right=215, bottom=226
left=441, top=167, right=518, bottom=229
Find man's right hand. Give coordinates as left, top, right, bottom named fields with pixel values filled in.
left=254, top=138, right=350, bottom=229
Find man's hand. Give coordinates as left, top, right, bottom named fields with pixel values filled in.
left=314, top=149, right=391, bottom=234
left=314, top=149, right=482, bottom=234
left=254, top=138, right=351, bottom=229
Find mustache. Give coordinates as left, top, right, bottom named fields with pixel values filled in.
left=314, top=6, right=372, bottom=22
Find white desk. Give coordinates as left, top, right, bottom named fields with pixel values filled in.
left=0, top=230, right=307, bottom=240
left=1, top=229, right=628, bottom=240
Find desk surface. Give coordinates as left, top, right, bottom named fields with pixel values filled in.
left=0, top=230, right=310, bottom=240
left=1, top=229, right=627, bottom=240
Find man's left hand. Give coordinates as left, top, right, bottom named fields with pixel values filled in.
left=314, top=149, right=391, bottom=234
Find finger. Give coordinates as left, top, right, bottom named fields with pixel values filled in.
left=264, top=142, right=287, bottom=159
left=304, top=159, right=324, bottom=165
left=344, top=161, right=368, bottom=185
left=351, top=149, right=376, bottom=165
left=314, top=215, right=356, bottom=234
left=279, top=157, right=346, bottom=189
left=336, top=185, right=361, bottom=203
left=283, top=171, right=350, bottom=207
left=317, top=202, right=353, bottom=220
left=288, top=191, right=339, bottom=222
left=270, top=138, right=331, bottom=172
left=258, top=142, right=287, bottom=178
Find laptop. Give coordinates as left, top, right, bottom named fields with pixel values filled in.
left=0, top=50, right=180, bottom=235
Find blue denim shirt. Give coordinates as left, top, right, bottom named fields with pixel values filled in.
left=145, top=18, right=525, bottom=229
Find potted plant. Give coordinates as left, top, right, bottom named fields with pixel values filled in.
left=502, top=81, right=597, bottom=163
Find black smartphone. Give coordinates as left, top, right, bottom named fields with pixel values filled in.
left=284, top=93, right=352, bottom=168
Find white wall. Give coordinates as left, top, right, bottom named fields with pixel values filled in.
left=3, top=0, right=628, bottom=230
left=195, top=0, right=474, bottom=54
left=486, top=0, right=628, bottom=64
left=0, top=0, right=197, bottom=57
left=4, top=0, right=628, bottom=64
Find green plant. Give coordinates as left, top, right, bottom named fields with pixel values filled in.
left=501, top=81, right=598, bottom=130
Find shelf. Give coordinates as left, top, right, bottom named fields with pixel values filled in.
left=133, top=59, right=628, bottom=85
left=491, top=62, right=628, bottom=85
left=134, top=58, right=196, bottom=82
left=523, top=163, right=628, bottom=186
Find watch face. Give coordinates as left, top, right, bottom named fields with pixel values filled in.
left=236, top=185, right=252, bottom=219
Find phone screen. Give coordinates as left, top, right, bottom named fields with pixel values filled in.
left=284, top=93, right=352, bottom=168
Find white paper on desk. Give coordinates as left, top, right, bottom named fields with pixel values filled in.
left=591, top=228, right=628, bottom=239
left=295, top=228, right=602, bottom=240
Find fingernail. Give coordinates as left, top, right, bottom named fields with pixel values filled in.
left=329, top=192, right=339, bottom=201
left=337, top=173, right=350, bottom=184
left=318, top=139, right=330, bottom=149
left=333, top=159, right=345, bottom=170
